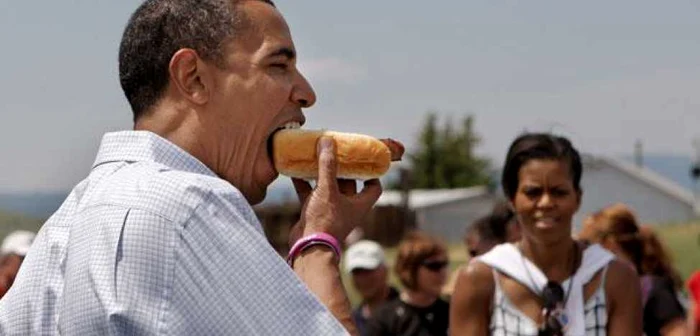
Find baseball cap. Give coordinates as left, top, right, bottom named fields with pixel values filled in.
left=1, top=230, right=36, bottom=257
left=344, top=240, right=385, bottom=273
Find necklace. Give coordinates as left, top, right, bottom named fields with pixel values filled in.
left=517, top=242, right=579, bottom=305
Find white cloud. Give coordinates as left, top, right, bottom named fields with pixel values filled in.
left=297, top=58, right=367, bottom=84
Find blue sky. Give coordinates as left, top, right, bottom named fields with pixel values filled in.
left=1, top=1, right=699, bottom=192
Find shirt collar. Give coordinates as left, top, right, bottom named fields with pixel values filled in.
left=92, top=130, right=217, bottom=178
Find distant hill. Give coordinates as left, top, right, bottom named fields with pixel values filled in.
left=0, top=192, right=68, bottom=220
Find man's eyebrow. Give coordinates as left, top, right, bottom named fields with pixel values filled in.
left=267, top=47, right=296, bottom=60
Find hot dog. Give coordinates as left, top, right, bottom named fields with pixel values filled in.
left=272, top=129, right=404, bottom=180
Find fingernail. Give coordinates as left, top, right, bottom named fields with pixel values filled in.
left=319, top=137, right=333, bottom=151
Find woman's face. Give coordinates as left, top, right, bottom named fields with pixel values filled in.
left=415, top=252, right=449, bottom=297
left=511, top=159, right=581, bottom=245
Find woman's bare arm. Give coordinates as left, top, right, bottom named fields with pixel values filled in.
left=659, top=318, right=690, bottom=336
left=449, top=261, right=494, bottom=336
left=606, top=260, right=643, bottom=336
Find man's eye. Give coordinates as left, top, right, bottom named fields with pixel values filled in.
left=270, top=63, right=288, bottom=70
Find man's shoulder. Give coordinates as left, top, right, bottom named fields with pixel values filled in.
left=91, top=162, right=250, bottom=223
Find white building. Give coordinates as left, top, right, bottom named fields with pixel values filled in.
left=376, top=186, right=498, bottom=243
left=575, top=154, right=697, bottom=230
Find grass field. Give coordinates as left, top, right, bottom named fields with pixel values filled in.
left=654, top=221, right=700, bottom=281
left=0, top=211, right=43, bottom=243
left=341, top=221, right=700, bottom=306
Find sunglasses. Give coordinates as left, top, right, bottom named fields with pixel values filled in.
left=350, top=268, right=377, bottom=275
left=542, top=281, right=564, bottom=308
left=538, top=281, right=568, bottom=336
left=421, top=260, right=449, bottom=272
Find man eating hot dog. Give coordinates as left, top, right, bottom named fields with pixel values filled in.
left=0, top=1, right=403, bottom=335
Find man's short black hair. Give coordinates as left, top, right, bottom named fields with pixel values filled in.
left=118, top=0, right=275, bottom=121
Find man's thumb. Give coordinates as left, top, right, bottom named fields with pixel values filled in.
left=317, top=136, right=338, bottom=190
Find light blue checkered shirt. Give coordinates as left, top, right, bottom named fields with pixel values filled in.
left=0, top=131, right=347, bottom=335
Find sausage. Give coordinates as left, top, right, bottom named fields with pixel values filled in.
left=380, top=138, right=405, bottom=161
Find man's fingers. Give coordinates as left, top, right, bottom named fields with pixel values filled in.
left=316, top=136, right=339, bottom=193
left=292, top=178, right=312, bottom=202
left=354, top=179, right=383, bottom=207
left=338, top=179, right=356, bottom=196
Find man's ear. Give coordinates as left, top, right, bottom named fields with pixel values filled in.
left=168, top=48, right=210, bottom=105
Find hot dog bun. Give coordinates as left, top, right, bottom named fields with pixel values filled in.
left=272, top=129, right=392, bottom=180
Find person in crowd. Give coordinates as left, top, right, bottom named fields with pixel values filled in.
left=639, top=224, right=691, bottom=310
left=463, top=215, right=496, bottom=259
left=344, top=240, right=400, bottom=336
left=491, top=200, right=522, bottom=243
left=638, top=225, right=684, bottom=290
left=367, top=231, right=450, bottom=336
left=443, top=203, right=520, bottom=298
left=450, top=132, right=641, bottom=335
left=0, top=1, right=383, bottom=334
left=688, top=269, right=700, bottom=336
left=690, top=232, right=700, bottom=335
left=579, top=203, right=688, bottom=336
left=0, top=231, right=36, bottom=299
left=465, top=201, right=519, bottom=259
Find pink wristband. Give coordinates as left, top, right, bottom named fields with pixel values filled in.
left=287, top=233, right=342, bottom=267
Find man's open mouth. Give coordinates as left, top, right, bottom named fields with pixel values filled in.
left=267, top=121, right=302, bottom=160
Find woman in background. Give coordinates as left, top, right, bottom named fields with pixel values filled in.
left=579, top=203, right=688, bottom=336
left=688, top=269, right=700, bottom=336
left=367, top=231, right=450, bottom=336
left=464, top=201, right=521, bottom=259
left=638, top=225, right=684, bottom=292
left=685, top=232, right=700, bottom=335
left=443, top=202, right=520, bottom=299
left=450, top=132, right=641, bottom=335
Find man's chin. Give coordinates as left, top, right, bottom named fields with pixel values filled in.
left=246, top=189, right=267, bottom=205
left=246, top=166, right=280, bottom=205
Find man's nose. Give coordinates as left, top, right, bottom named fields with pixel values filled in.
left=292, top=70, right=317, bottom=108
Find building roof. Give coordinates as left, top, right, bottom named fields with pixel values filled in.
left=583, top=154, right=695, bottom=206
left=376, top=185, right=490, bottom=209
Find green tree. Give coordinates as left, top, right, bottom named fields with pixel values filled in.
left=397, top=112, right=491, bottom=189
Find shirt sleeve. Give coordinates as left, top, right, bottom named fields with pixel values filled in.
left=166, top=188, right=349, bottom=336
left=644, top=277, right=686, bottom=332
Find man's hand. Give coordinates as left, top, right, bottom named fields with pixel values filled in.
left=287, top=136, right=380, bottom=336
left=289, top=136, right=382, bottom=246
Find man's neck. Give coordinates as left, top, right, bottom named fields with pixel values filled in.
left=134, top=103, right=213, bottom=171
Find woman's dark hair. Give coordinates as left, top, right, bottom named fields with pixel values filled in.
left=639, top=225, right=684, bottom=289
left=501, top=133, right=583, bottom=200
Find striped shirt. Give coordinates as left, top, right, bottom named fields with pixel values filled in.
left=0, top=131, right=347, bottom=335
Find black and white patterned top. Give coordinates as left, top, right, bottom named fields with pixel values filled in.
left=489, top=266, right=610, bottom=336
